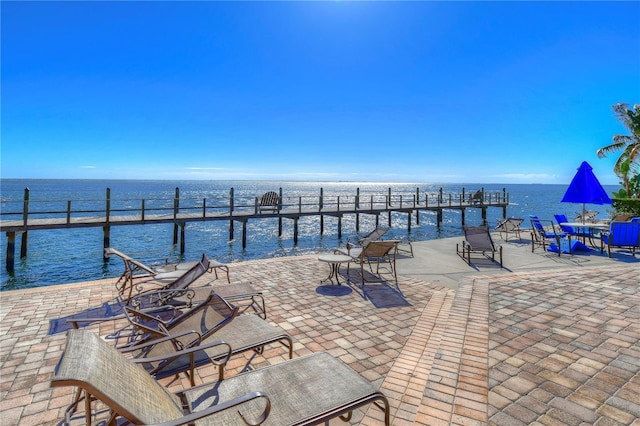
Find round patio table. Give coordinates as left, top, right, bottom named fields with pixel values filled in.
left=318, top=254, right=352, bottom=286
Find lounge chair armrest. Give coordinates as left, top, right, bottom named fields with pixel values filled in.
left=130, top=289, right=196, bottom=308
left=118, top=329, right=197, bottom=352
left=130, top=339, right=233, bottom=368
left=119, top=329, right=202, bottom=352
left=125, top=305, right=177, bottom=328
left=150, top=391, right=271, bottom=426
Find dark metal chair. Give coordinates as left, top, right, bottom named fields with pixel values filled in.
left=456, top=225, right=503, bottom=267
left=52, top=329, right=390, bottom=425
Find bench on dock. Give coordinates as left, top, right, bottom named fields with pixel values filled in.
left=258, top=191, right=280, bottom=213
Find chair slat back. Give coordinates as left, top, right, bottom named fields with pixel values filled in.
left=260, top=191, right=279, bottom=207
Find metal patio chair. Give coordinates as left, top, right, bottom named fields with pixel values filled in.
left=495, top=217, right=524, bottom=240
left=600, top=221, right=640, bottom=257
left=122, top=292, right=292, bottom=384
left=335, top=226, right=390, bottom=259
left=52, top=329, right=390, bottom=426
left=347, top=240, right=400, bottom=287
left=529, top=215, right=568, bottom=256
left=456, top=225, right=503, bottom=267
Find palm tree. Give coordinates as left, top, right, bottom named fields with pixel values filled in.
left=597, top=103, right=640, bottom=197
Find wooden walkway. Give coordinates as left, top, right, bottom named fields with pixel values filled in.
left=1, top=187, right=509, bottom=272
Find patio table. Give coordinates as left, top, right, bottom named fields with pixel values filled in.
left=560, top=222, right=609, bottom=248
left=318, top=254, right=352, bottom=285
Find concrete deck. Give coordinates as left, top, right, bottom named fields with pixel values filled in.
left=0, top=234, right=638, bottom=425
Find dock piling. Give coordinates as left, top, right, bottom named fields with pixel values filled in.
left=6, top=232, right=15, bottom=274
left=173, top=187, right=179, bottom=245
left=20, top=231, right=28, bottom=259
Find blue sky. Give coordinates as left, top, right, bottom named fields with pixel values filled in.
left=2, top=1, right=639, bottom=185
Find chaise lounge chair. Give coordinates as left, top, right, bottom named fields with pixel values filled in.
left=575, top=210, right=599, bottom=222
left=495, top=217, right=523, bottom=240
left=456, top=225, right=503, bottom=267
left=106, top=249, right=262, bottom=316
left=123, top=292, right=292, bottom=384
left=52, top=329, right=390, bottom=425
left=105, top=248, right=229, bottom=299
left=600, top=221, right=640, bottom=257
left=64, top=254, right=211, bottom=333
left=335, top=226, right=390, bottom=258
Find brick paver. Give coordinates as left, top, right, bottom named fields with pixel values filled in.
left=0, top=252, right=638, bottom=425
left=487, top=266, right=639, bottom=426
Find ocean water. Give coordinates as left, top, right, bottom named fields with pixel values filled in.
left=0, top=179, right=620, bottom=290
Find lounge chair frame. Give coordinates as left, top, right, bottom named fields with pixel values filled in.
left=123, top=293, right=292, bottom=384
left=106, top=249, right=209, bottom=301
left=456, top=226, right=503, bottom=267
left=106, top=248, right=230, bottom=296
left=495, top=217, right=523, bottom=241
left=335, top=226, right=390, bottom=258
left=53, top=330, right=390, bottom=426
left=210, top=281, right=267, bottom=319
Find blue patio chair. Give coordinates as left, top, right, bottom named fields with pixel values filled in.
left=600, top=221, right=640, bottom=257
left=530, top=215, right=569, bottom=256
left=554, top=214, right=593, bottom=241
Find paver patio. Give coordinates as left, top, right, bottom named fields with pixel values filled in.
left=0, top=238, right=638, bottom=425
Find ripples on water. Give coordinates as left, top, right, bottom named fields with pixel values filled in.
left=0, top=180, right=619, bottom=290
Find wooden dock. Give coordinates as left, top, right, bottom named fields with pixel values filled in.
left=1, top=187, right=509, bottom=272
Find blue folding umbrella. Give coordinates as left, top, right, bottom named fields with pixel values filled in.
left=561, top=161, right=612, bottom=222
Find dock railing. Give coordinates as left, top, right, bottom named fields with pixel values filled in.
left=1, top=186, right=509, bottom=272
left=1, top=187, right=509, bottom=228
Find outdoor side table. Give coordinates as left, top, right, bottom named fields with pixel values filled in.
left=318, top=254, right=352, bottom=285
